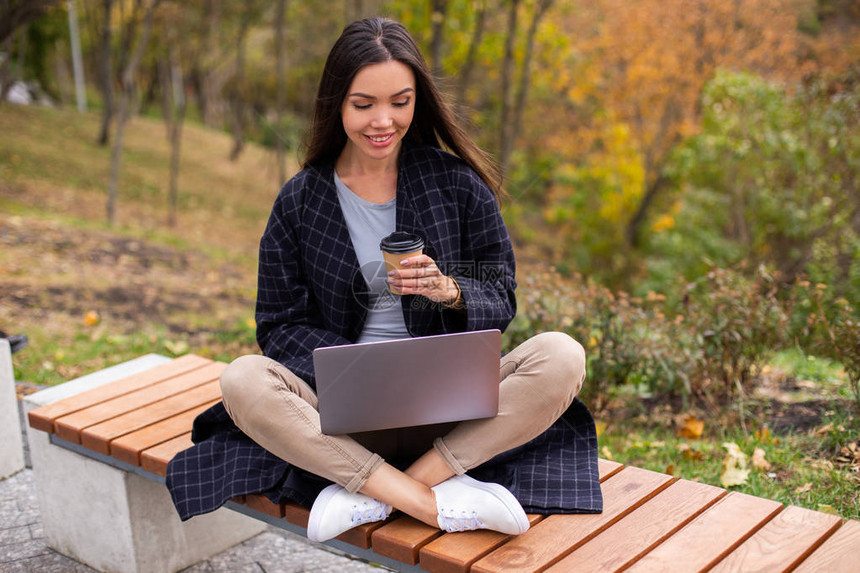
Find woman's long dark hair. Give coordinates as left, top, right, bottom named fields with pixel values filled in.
left=302, top=18, right=505, bottom=201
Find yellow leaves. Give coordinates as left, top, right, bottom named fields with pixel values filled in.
left=677, top=414, right=704, bottom=439
left=83, top=310, right=100, bottom=326
left=755, top=426, right=779, bottom=445
left=651, top=214, right=675, bottom=233
left=816, top=505, right=840, bottom=516
left=794, top=482, right=812, bottom=495
left=720, top=442, right=751, bottom=487
left=720, top=441, right=774, bottom=488
left=163, top=339, right=189, bottom=356
left=751, top=448, right=772, bottom=470
left=678, top=443, right=703, bottom=461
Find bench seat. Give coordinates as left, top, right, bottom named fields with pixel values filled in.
left=27, top=354, right=860, bottom=572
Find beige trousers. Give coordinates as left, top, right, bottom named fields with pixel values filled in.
left=220, top=331, right=586, bottom=494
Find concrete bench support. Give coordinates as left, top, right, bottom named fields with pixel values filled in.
left=0, top=339, right=25, bottom=479
left=22, top=354, right=267, bottom=573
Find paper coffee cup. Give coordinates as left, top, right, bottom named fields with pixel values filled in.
left=380, top=232, right=424, bottom=294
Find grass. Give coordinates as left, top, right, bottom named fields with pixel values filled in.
left=1, top=103, right=281, bottom=386
left=2, top=103, right=857, bottom=521
left=598, top=409, right=859, bottom=520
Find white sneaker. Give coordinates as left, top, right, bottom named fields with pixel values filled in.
left=306, top=484, right=392, bottom=542
left=431, top=475, right=530, bottom=535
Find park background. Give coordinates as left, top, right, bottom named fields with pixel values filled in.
left=0, top=0, right=858, bottom=518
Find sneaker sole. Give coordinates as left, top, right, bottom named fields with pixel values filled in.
left=306, top=484, right=342, bottom=542
left=459, top=476, right=530, bottom=534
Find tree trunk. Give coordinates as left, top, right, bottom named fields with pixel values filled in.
left=97, top=0, right=114, bottom=145
left=429, top=0, right=448, bottom=78
left=455, top=0, right=487, bottom=115
left=502, top=0, right=552, bottom=174
left=0, top=33, right=15, bottom=105
left=228, top=5, right=252, bottom=162
left=498, top=0, right=521, bottom=174
left=274, top=0, right=287, bottom=185
left=107, top=0, right=161, bottom=226
left=196, top=0, right=222, bottom=127
left=167, top=57, right=185, bottom=228
left=0, top=0, right=62, bottom=46
left=67, top=0, right=87, bottom=112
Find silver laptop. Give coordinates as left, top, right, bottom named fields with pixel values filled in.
left=313, top=329, right=501, bottom=434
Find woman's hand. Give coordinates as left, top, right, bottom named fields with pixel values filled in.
left=387, top=254, right=461, bottom=306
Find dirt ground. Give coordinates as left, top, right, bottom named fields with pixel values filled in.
left=0, top=211, right=259, bottom=384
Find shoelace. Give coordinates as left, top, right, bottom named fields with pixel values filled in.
left=438, top=509, right=485, bottom=532
left=350, top=501, right=391, bottom=526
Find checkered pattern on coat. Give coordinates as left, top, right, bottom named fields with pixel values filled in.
left=166, top=141, right=602, bottom=520
left=254, top=141, right=518, bottom=385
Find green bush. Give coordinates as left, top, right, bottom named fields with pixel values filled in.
left=506, top=263, right=790, bottom=411
left=678, top=264, right=790, bottom=408
left=794, top=282, right=860, bottom=411
left=644, top=68, right=860, bottom=305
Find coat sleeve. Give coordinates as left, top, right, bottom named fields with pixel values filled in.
left=255, top=185, right=351, bottom=386
left=443, top=167, right=517, bottom=334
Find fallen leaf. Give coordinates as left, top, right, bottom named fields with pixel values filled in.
left=794, top=482, right=813, bottom=494
left=752, top=448, right=772, bottom=470
left=814, top=423, right=834, bottom=437
left=665, top=464, right=675, bottom=476
left=679, top=443, right=703, bottom=460
left=163, top=339, right=190, bottom=356
left=817, top=504, right=840, bottom=515
left=83, top=310, right=100, bottom=326
left=601, top=446, right=613, bottom=460
left=755, top=427, right=776, bottom=444
left=720, top=442, right=750, bottom=487
left=678, top=414, right=705, bottom=439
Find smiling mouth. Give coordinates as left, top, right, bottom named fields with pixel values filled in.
left=366, top=133, right=394, bottom=143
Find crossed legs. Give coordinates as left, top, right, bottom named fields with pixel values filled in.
left=220, top=331, right=586, bottom=535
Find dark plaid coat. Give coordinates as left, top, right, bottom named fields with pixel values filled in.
left=166, top=141, right=602, bottom=520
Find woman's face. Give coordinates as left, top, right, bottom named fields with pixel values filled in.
left=340, top=60, right=416, bottom=165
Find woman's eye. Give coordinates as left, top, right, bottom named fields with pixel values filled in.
left=393, top=99, right=411, bottom=108
left=353, top=103, right=372, bottom=110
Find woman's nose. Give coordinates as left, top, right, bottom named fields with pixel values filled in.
left=371, top=109, right=394, bottom=128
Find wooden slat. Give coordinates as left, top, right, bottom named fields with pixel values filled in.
left=546, top=479, right=726, bottom=572
left=80, top=380, right=222, bottom=455
left=140, top=432, right=193, bottom=476
left=109, top=399, right=219, bottom=466
left=418, top=459, right=622, bottom=573
left=28, top=354, right=212, bottom=432
left=245, top=494, right=285, bottom=518
left=53, top=361, right=224, bottom=445
left=336, top=519, right=393, bottom=549
left=624, top=491, right=783, bottom=572
left=371, top=515, right=445, bottom=565
left=597, top=458, right=623, bottom=481
left=284, top=502, right=310, bottom=528
left=793, top=519, right=860, bottom=573
left=418, top=514, right=545, bottom=573
left=709, top=505, right=842, bottom=573
left=471, top=466, right=675, bottom=573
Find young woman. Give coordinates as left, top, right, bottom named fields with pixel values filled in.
left=167, top=17, right=601, bottom=542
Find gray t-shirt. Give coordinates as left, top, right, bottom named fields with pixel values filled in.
left=334, top=171, right=410, bottom=343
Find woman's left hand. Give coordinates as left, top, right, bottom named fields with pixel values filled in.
left=388, top=254, right=460, bottom=304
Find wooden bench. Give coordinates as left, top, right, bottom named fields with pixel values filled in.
left=26, top=354, right=860, bottom=572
